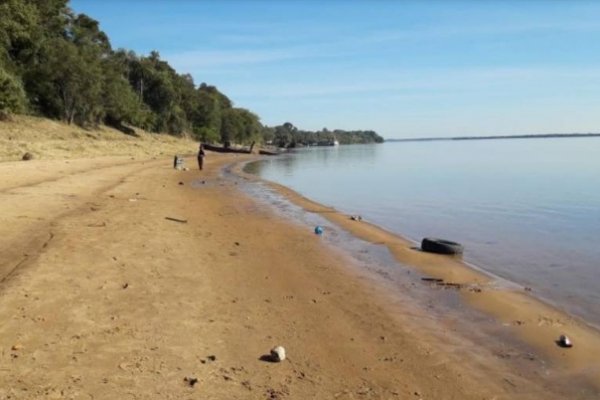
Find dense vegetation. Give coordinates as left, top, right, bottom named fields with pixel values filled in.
left=263, top=122, right=384, bottom=147
left=0, top=0, right=382, bottom=146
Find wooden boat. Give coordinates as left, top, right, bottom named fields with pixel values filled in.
left=202, top=143, right=253, bottom=154
left=259, top=149, right=280, bottom=156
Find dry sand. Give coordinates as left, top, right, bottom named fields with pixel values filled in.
left=0, top=115, right=197, bottom=162
left=0, top=150, right=597, bottom=399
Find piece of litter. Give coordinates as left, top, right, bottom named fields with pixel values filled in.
left=128, top=198, right=137, bottom=202
left=165, top=217, right=188, bottom=223
left=314, top=226, right=323, bottom=235
left=87, top=222, right=106, bottom=228
left=350, top=215, right=362, bottom=221
left=421, top=277, right=444, bottom=283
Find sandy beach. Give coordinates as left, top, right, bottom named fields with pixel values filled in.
left=0, top=153, right=597, bottom=399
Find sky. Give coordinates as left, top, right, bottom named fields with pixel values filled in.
left=70, top=0, right=600, bottom=139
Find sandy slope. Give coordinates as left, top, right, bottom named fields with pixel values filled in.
left=0, top=115, right=196, bottom=162
left=0, top=153, right=591, bottom=399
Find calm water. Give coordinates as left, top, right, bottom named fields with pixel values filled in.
left=247, top=138, right=600, bottom=326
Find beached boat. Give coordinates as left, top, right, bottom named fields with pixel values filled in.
left=202, top=143, right=254, bottom=154
left=259, top=149, right=280, bottom=156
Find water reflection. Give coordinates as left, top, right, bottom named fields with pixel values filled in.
left=246, top=144, right=380, bottom=178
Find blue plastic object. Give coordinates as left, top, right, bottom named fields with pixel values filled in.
left=314, top=226, right=324, bottom=235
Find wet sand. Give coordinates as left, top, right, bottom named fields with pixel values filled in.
left=236, top=159, right=600, bottom=394
left=0, top=153, right=596, bottom=399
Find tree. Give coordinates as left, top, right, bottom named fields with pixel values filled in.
left=236, top=108, right=262, bottom=144
left=32, top=37, right=102, bottom=125
left=0, top=66, right=26, bottom=118
left=0, top=1, right=271, bottom=140
left=220, top=108, right=243, bottom=147
left=191, top=83, right=233, bottom=142
left=102, top=58, right=145, bottom=128
left=0, top=0, right=40, bottom=69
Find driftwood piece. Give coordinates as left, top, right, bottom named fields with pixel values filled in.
left=165, top=217, right=188, bottom=224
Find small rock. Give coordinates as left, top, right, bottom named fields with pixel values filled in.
left=270, top=346, right=286, bottom=362
left=22, top=152, right=34, bottom=161
left=184, top=376, right=198, bottom=387
left=558, top=334, right=573, bottom=348
left=207, top=355, right=216, bottom=362
left=122, top=283, right=129, bottom=289
left=178, top=181, right=184, bottom=185
left=11, top=344, right=23, bottom=351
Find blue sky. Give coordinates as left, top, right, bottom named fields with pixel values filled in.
left=71, top=0, right=600, bottom=139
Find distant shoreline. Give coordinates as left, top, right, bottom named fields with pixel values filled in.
left=386, top=133, right=600, bottom=142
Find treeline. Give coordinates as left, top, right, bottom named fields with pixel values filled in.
left=262, top=122, right=384, bottom=147
left=0, top=0, right=382, bottom=147
left=0, top=0, right=261, bottom=145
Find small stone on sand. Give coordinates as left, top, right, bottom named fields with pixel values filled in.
left=270, top=346, right=286, bottom=362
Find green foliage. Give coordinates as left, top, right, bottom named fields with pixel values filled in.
left=0, top=0, right=41, bottom=68
left=33, top=37, right=103, bottom=125
left=192, top=84, right=231, bottom=141
left=0, top=0, right=242, bottom=136
left=102, top=67, right=144, bottom=127
left=0, top=0, right=380, bottom=145
left=266, top=123, right=383, bottom=147
left=220, top=108, right=242, bottom=147
left=220, top=107, right=261, bottom=147
left=273, top=122, right=295, bottom=147
left=0, top=67, right=26, bottom=116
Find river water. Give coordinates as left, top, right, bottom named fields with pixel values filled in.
left=246, top=138, right=600, bottom=327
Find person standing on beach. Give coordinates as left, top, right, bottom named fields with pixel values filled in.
left=197, top=143, right=205, bottom=170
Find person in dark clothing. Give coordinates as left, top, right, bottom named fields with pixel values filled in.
left=197, top=143, right=205, bottom=170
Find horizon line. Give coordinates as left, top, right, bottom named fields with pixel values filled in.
left=385, top=132, right=600, bottom=142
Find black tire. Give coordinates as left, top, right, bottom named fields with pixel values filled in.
left=421, top=238, right=464, bottom=255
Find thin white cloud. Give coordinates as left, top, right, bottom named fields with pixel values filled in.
left=357, top=19, right=600, bottom=46
left=167, top=49, right=302, bottom=69
left=225, top=66, right=600, bottom=100
left=165, top=42, right=352, bottom=70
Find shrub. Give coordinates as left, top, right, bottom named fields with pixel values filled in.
left=0, top=67, right=26, bottom=118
